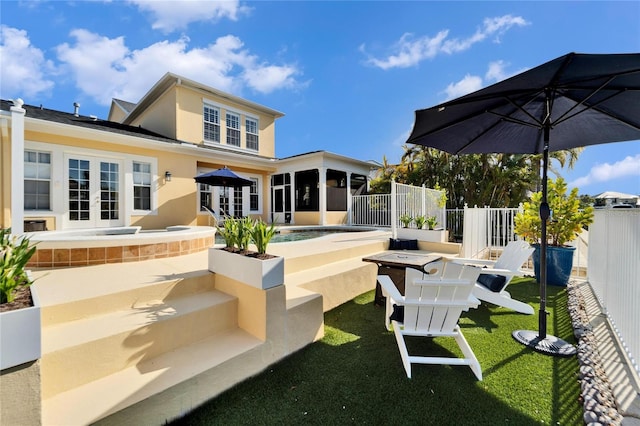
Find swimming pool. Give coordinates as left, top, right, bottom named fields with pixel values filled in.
left=214, top=226, right=371, bottom=244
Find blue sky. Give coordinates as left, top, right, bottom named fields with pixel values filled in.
left=2, top=0, right=639, bottom=197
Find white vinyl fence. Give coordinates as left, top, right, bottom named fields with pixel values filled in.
left=461, top=205, right=522, bottom=258
left=391, top=182, right=446, bottom=233
left=587, top=209, right=640, bottom=378
left=351, top=193, right=391, bottom=227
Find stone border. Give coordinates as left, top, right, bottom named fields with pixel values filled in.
left=567, top=280, right=640, bottom=425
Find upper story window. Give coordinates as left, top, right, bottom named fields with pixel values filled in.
left=204, top=104, right=220, bottom=143
left=24, top=150, right=51, bottom=210
left=132, top=161, right=151, bottom=211
left=226, top=112, right=240, bottom=147
left=246, top=117, right=259, bottom=151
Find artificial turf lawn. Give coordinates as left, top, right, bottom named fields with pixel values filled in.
left=170, top=277, right=581, bottom=425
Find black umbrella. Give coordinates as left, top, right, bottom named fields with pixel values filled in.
left=194, top=166, right=253, bottom=187
left=406, top=52, right=640, bottom=356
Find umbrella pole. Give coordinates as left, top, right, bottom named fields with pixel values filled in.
left=512, top=123, right=576, bottom=357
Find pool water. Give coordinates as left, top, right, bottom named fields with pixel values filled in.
left=214, top=228, right=363, bottom=244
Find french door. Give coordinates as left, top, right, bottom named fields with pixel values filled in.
left=65, top=155, right=123, bottom=228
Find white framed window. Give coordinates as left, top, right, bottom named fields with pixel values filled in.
left=133, top=161, right=151, bottom=211
left=199, top=183, right=213, bottom=212
left=204, top=104, right=220, bottom=143
left=24, top=150, right=51, bottom=210
left=246, top=117, right=259, bottom=151
left=250, top=178, right=259, bottom=211
left=226, top=112, right=240, bottom=147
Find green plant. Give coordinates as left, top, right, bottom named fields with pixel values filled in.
left=426, top=216, right=438, bottom=230
left=414, top=215, right=427, bottom=229
left=1, top=228, right=37, bottom=304
left=515, top=177, right=594, bottom=247
left=250, top=219, right=278, bottom=255
left=217, top=218, right=239, bottom=248
left=236, top=217, right=255, bottom=251
left=399, top=214, right=413, bottom=228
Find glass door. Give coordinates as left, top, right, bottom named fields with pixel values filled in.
left=66, top=156, right=123, bottom=228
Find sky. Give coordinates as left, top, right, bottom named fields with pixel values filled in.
left=1, top=0, right=639, bottom=197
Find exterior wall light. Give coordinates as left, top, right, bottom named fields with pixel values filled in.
left=165, top=171, right=172, bottom=182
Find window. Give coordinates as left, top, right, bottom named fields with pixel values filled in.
left=24, top=150, right=51, bottom=210
left=199, top=183, right=213, bottom=212
left=204, top=104, right=220, bottom=143
left=233, top=187, right=243, bottom=217
left=133, top=162, right=151, bottom=210
left=226, top=112, right=240, bottom=147
left=250, top=178, right=259, bottom=211
left=246, top=117, right=259, bottom=151
left=295, top=170, right=319, bottom=211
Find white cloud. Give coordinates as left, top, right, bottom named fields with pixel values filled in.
left=361, top=30, right=448, bottom=70
left=363, top=15, right=529, bottom=70
left=444, top=74, right=483, bottom=100
left=54, top=30, right=303, bottom=106
left=570, top=154, right=640, bottom=189
left=129, top=0, right=251, bottom=33
left=0, top=25, right=56, bottom=99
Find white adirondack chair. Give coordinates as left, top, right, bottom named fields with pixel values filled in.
left=378, top=261, right=483, bottom=380
left=451, top=240, right=535, bottom=315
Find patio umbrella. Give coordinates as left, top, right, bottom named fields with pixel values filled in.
left=405, top=52, right=640, bottom=356
left=194, top=166, right=253, bottom=187
left=195, top=167, right=253, bottom=218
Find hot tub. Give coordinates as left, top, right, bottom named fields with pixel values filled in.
left=26, top=226, right=216, bottom=268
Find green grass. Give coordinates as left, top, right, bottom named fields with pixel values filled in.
left=170, top=278, right=581, bottom=425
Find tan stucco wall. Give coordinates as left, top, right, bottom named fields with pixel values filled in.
left=325, top=211, right=348, bottom=225
left=293, top=212, right=321, bottom=225
left=0, top=360, right=42, bottom=426
left=128, top=90, right=177, bottom=141
left=170, top=86, right=277, bottom=158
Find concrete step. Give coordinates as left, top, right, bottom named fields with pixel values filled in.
left=285, top=257, right=378, bottom=312
left=42, top=328, right=263, bottom=426
left=283, top=239, right=385, bottom=275
left=41, top=289, right=237, bottom=399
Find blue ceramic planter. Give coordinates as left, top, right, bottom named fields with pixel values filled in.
left=532, top=244, right=575, bottom=287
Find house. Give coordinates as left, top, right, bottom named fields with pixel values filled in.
left=593, top=191, right=639, bottom=209
left=1, top=73, right=373, bottom=234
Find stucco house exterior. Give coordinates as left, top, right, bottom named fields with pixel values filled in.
left=1, top=73, right=373, bottom=234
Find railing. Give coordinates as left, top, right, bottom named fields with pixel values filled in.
left=351, top=193, right=391, bottom=226
left=461, top=205, right=522, bottom=258
left=587, top=209, right=639, bottom=379
left=391, top=182, right=446, bottom=236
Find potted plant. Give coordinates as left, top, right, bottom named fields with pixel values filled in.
left=209, top=218, right=284, bottom=289
left=1, top=228, right=41, bottom=370
left=514, top=177, right=594, bottom=286
left=414, top=215, right=427, bottom=230
left=425, top=216, right=438, bottom=230
left=399, top=215, right=413, bottom=228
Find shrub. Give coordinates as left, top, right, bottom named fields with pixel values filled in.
left=250, top=220, right=277, bottom=255
left=426, top=216, right=438, bottom=230
left=414, top=215, right=427, bottom=229
left=515, top=177, right=594, bottom=247
left=1, top=228, right=37, bottom=304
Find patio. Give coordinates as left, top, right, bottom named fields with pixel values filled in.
left=168, top=278, right=582, bottom=425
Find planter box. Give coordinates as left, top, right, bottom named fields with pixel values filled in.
left=397, top=228, right=448, bottom=243
left=0, top=285, right=41, bottom=370
left=208, top=248, right=284, bottom=290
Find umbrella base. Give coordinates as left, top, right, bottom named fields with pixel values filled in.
left=512, top=329, right=576, bottom=357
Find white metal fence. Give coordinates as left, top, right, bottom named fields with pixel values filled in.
left=461, top=205, right=522, bottom=258
left=351, top=193, right=391, bottom=227
left=587, top=209, right=640, bottom=378
left=391, top=182, right=446, bottom=233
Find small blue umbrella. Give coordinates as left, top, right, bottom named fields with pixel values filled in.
left=194, top=166, right=253, bottom=187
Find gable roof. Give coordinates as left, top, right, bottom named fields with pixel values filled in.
left=121, top=72, right=285, bottom=125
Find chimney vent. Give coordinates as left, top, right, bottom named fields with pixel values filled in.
left=73, top=102, right=80, bottom=117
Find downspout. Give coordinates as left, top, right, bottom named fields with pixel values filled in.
left=10, top=99, right=26, bottom=235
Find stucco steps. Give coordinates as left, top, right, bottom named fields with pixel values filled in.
left=285, top=256, right=378, bottom=312
left=41, top=290, right=237, bottom=400
left=42, top=328, right=263, bottom=426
